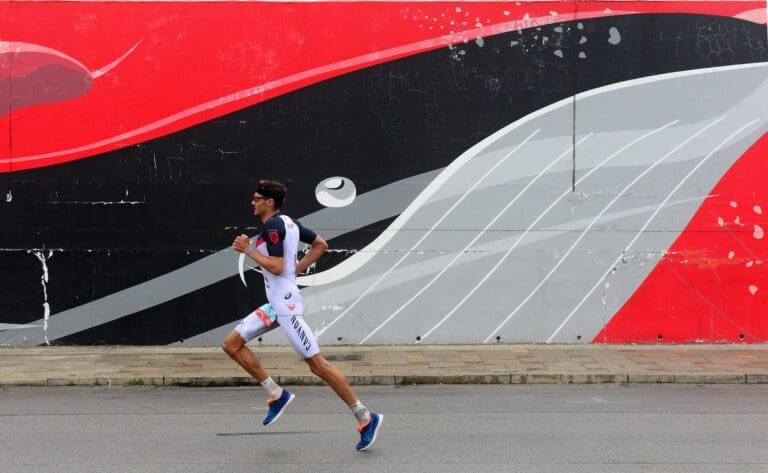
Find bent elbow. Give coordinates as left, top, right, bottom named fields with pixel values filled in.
left=314, top=236, right=329, bottom=251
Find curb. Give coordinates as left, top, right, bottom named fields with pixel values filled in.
left=3, top=372, right=767, bottom=387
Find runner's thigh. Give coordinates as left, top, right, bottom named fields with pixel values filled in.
left=278, top=315, right=320, bottom=358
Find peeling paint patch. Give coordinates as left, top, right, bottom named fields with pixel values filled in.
left=326, top=248, right=358, bottom=255
left=321, top=305, right=344, bottom=312
left=48, top=200, right=145, bottom=205
left=608, top=27, right=622, bottom=45
left=31, top=250, right=53, bottom=345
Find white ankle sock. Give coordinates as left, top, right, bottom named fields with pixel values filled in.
left=260, top=376, right=283, bottom=399
left=350, top=400, right=371, bottom=425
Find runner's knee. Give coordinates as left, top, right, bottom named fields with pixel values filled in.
left=221, top=341, right=236, bottom=357
left=305, top=355, right=328, bottom=376
left=222, top=333, right=244, bottom=357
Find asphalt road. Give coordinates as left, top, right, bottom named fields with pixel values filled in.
left=1, top=385, right=767, bottom=472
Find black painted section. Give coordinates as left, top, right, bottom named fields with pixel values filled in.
left=2, top=14, right=766, bottom=343
left=0, top=251, right=46, bottom=325
left=53, top=271, right=267, bottom=345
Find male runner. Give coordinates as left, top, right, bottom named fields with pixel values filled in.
left=222, top=179, right=383, bottom=451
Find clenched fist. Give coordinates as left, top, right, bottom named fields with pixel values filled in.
left=233, top=234, right=251, bottom=254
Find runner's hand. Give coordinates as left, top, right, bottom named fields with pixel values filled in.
left=233, top=234, right=250, bottom=253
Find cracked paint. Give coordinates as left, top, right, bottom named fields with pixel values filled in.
left=31, top=250, right=53, bottom=345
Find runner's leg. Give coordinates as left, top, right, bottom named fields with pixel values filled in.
left=278, top=313, right=381, bottom=448
left=223, top=309, right=294, bottom=425
left=221, top=330, right=269, bottom=381
left=305, top=354, right=358, bottom=406
left=223, top=308, right=283, bottom=396
left=278, top=314, right=368, bottom=419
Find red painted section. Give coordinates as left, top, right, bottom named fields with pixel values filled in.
left=596, top=132, right=768, bottom=343
left=0, top=1, right=762, bottom=172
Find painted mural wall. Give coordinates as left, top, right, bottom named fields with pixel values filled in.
left=1, top=1, right=767, bottom=346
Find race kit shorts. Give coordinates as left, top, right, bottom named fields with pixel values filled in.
left=234, top=303, right=320, bottom=359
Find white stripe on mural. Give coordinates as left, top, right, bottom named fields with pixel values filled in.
left=419, top=120, right=679, bottom=342
left=315, top=129, right=541, bottom=339
left=359, top=134, right=593, bottom=344
left=483, top=116, right=727, bottom=343
left=547, top=118, right=761, bottom=342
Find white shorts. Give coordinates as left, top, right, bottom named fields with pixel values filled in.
left=234, top=303, right=320, bottom=359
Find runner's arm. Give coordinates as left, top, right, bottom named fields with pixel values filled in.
left=296, top=234, right=328, bottom=276
left=233, top=234, right=285, bottom=275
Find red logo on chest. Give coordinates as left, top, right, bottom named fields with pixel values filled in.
left=267, top=230, right=280, bottom=244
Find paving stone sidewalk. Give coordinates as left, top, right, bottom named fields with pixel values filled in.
left=0, top=344, right=766, bottom=387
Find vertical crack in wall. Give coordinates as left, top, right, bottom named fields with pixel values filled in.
left=602, top=277, right=609, bottom=336
left=570, top=1, right=579, bottom=193
left=32, top=250, right=52, bottom=345
left=571, top=94, right=577, bottom=192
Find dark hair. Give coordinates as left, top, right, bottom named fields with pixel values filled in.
left=256, top=179, right=287, bottom=208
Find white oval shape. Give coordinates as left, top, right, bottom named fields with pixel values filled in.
left=754, top=224, right=764, bottom=240
left=749, top=285, right=758, bottom=295
left=754, top=205, right=762, bottom=215
left=315, top=177, right=357, bottom=208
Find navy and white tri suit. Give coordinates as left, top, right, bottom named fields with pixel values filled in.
left=235, top=214, right=321, bottom=358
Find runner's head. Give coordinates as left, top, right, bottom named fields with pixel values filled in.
left=253, top=180, right=287, bottom=215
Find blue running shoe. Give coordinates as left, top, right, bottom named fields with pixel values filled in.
left=356, top=412, right=383, bottom=450
left=262, top=389, right=295, bottom=426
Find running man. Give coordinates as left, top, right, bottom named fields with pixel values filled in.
left=222, top=179, right=383, bottom=451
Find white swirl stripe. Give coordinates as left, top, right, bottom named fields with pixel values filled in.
left=420, top=120, right=679, bottom=342
left=292, top=63, right=768, bottom=292
left=483, top=116, right=727, bottom=343
left=238, top=241, right=263, bottom=287
left=359, top=134, right=594, bottom=344
left=315, top=129, right=541, bottom=339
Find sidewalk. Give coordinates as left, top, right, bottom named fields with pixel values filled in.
left=1, top=344, right=767, bottom=387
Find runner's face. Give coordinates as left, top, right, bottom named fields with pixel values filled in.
left=252, top=193, right=269, bottom=216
